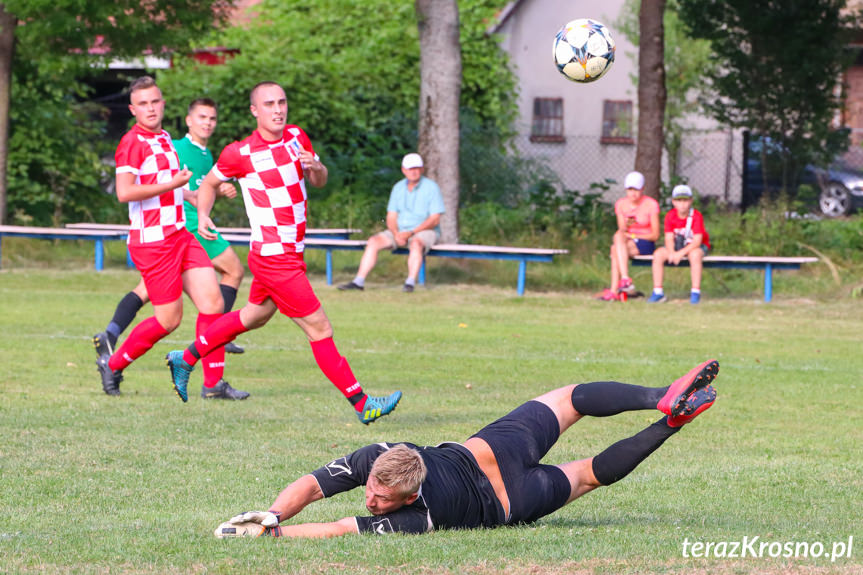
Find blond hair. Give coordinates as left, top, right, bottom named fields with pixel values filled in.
left=370, top=444, right=427, bottom=496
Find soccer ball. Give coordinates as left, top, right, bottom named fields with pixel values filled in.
left=553, top=19, right=615, bottom=83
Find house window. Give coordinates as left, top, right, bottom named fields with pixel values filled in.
left=530, top=98, right=565, bottom=143
left=601, top=100, right=634, bottom=144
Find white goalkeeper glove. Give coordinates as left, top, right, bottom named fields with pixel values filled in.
left=229, top=510, right=281, bottom=528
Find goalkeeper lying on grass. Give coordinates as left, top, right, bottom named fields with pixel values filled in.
left=216, top=360, right=719, bottom=538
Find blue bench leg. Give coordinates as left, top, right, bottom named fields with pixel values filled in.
left=764, top=263, right=773, bottom=302
left=517, top=260, right=526, bottom=296
left=95, top=238, right=104, bottom=271
left=419, top=257, right=426, bottom=286
left=326, top=249, right=333, bottom=285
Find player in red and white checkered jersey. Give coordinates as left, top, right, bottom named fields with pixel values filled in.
left=96, top=76, right=235, bottom=401
left=165, top=82, right=401, bottom=424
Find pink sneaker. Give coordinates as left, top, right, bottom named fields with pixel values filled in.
left=596, top=288, right=619, bottom=301
left=617, top=277, right=638, bottom=296
left=657, top=360, right=719, bottom=416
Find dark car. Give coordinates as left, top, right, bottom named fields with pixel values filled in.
left=742, top=133, right=863, bottom=217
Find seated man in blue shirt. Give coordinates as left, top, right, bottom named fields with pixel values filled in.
left=339, top=153, right=445, bottom=293
left=215, top=360, right=719, bottom=538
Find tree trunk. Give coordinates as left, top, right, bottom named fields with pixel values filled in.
left=634, top=0, right=666, bottom=199
left=416, top=0, right=461, bottom=243
left=0, top=4, right=16, bottom=224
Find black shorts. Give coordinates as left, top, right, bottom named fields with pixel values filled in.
left=470, top=401, right=571, bottom=525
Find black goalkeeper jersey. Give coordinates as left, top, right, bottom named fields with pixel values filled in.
left=310, top=441, right=506, bottom=534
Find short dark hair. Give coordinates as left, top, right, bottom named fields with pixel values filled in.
left=129, top=76, right=158, bottom=97
left=188, top=98, right=218, bottom=114
left=249, top=81, right=282, bottom=105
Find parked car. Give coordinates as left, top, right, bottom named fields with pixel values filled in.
left=743, top=134, right=863, bottom=217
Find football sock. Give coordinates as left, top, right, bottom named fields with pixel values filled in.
left=352, top=277, right=365, bottom=288
left=183, top=310, right=246, bottom=366
left=106, top=291, right=144, bottom=347
left=570, top=381, right=666, bottom=416
left=109, top=316, right=169, bottom=371
left=220, top=284, right=238, bottom=313
left=309, top=337, right=366, bottom=410
left=197, top=313, right=225, bottom=388
left=591, top=417, right=679, bottom=485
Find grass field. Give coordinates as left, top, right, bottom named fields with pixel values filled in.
left=1, top=264, right=861, bottom=574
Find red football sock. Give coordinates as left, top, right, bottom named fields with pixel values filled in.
left=309, top=337, right=366, bottom=410
left=183, top=310, right=247, bottom=367
left=109, top=316, right=169, bottom=371
left=197, top=313, right=225, bottom=388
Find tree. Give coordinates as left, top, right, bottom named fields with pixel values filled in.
left=617, top=0, right=714, bottom=182
left=416, top=0, right=462, bottom=243
left=634, top=0, right=667, bottom=199
left=678, top=0, right=854, bottom=196
left=0, top=0, right=233, bottom=224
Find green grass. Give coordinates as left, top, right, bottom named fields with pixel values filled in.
left=0, top=265, right=861, bottom=574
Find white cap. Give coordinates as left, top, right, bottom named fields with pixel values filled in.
left=402, top=153, right=424, bottom=169
left=672, top=184, right=693, bottom=198
left=624, top=171, right=645, bottom=190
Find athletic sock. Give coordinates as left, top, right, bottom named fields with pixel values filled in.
left=404, top=277, right=416, bottom=287
left=591, top=417, right=679, bottom=486
left=106, top=291, right=144, bottom=347
left=309, top=337, right=366, bottom=410
left=220, top=284, right=238, bottom=313
left=652, top=287, right=664, bottom=295
left=197, top=313, right=225, bottom=388
left=109, top=316, right=169, bottom=371
left=691, top=288, right=701, bottom=294
left=570, top=381, right=666, bottom=417
left=352, top=277, right=365, bottom=288
left=182, top=310, right=247, bottom=367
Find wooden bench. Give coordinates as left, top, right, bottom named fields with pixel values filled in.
left=221, top=234, right=567, bottom=296
left=631, top=255, right=819, bottom=302
left=0, top=225, right=128, bottom=271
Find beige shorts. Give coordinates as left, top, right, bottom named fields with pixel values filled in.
left=376, top=229, right=440, bottom=255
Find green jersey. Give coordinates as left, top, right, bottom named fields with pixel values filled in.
left=173, top=134, right=214, bottom=233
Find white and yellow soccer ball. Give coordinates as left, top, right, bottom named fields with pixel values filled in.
left=553, top=18, right=615, bottom=83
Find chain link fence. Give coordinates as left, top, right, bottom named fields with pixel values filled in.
left=509, top=129, right=743, bottom=206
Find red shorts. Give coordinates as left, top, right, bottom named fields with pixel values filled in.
left=247, top=251, right=321, bottom=318
left=129, top=229, right=213, bottom=305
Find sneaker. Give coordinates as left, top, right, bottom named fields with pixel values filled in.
left=596, top=288, right=619, bottom=301
left=402, top=283, right=415, bottom=293
left=201, top=379, right=250, bottom=400
left=96, top=353, right=123, bottom=396
left=357, top=391, right=403, bottom=424
left=690, top=292, right=701, bottom=304
left=165, top=350, right=194, bottom=403
left=667, top=385, right=717, bottom=427
left=657, top=359, right=719, bottom=416
left=647, top=291, right=667, bottom=303
left=618, top=277, right=638, bottom=296
left=338, top=281, right=364, bottom=291
left=92, top=331, right=114, bottom=357
left=224, top=342, right=245, bottom=354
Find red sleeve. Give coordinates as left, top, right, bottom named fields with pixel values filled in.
left=115, top=132, right=145, bottom=175
left=663, top=211, right=675, bottom=233
left=214, top=142, right=244, bottom=180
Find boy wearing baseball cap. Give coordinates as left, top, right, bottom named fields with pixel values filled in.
left=647, top=185, right=711, bottom=304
